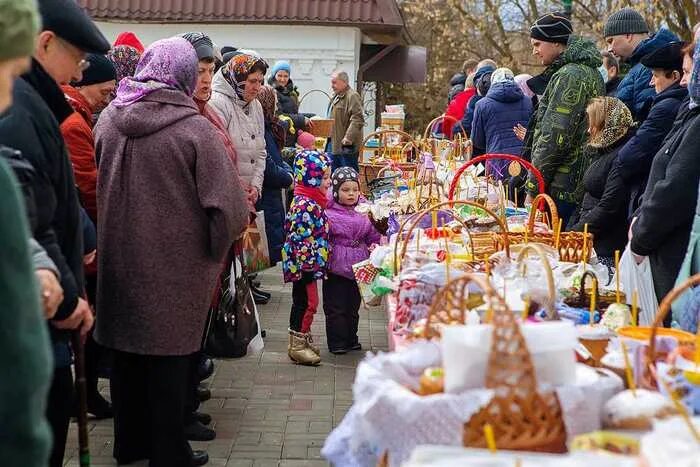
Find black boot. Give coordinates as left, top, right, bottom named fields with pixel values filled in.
left=197, top=385, right=211, bottom=402
left=252, top=288, right=269, bottom=305
left=87, top=393, right=114, bottom=419
left=190, top=449, right=209, bottom=466
left=251, top=285, right=271, bottom=300
left=184, top=420, right=216, bottom=441
left=197, top=356, right=214, bottom=382
left=194, top=411, right=212, bottom=425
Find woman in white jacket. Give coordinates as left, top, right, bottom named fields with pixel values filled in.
left=210, top=52, right=269, bottom=205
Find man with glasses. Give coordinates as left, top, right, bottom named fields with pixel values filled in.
left=0, top=1, right=109, bottom=466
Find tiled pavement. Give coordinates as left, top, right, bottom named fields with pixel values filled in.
left=63, top=267, right=389, bottom=466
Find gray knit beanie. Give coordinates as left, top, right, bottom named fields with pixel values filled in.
left=604, top=8, right=649, bottom=37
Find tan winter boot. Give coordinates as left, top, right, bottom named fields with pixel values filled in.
left=288, top=329, right=321, bottom=366
left=305, top=334, right=320, bottom=356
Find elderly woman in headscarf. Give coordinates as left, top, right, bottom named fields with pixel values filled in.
left=630, top=40, right=700, bottom=307
left=209, top=52, right=269, bottom=207
left=569, top=97, right=634, bottom=271
left=255, top=85, right=293, bottom=269
left=94, top=36, right=248, bottom=467
left=106, top=44, right=141, bottom=101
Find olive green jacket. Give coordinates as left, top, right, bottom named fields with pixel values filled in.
left=330, top=87, right=365, bottom=154
left=525, top=36, right=605, bottom=203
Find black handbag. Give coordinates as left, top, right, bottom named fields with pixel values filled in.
left=204, top=250, right=259, bottom=358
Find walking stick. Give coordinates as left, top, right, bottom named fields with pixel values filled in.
left=72, top=331, right=91, bottom=467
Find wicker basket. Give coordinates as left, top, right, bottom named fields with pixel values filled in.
left=462, top=291, right=568, bottom=453
left=392, top=200, right=510, bottom=276
left=359, top=161, right=416, bottom=195
left=641, top=273, right=700, bottom=389
left=491, top=194, right=594, bottom=263
left=308, top=118, right=334, bottom=138
left=422, top=274, right=504, bottom=339
left=563, top=269, right=625, bottom=312
left=516, top=243, right=557, bottom=320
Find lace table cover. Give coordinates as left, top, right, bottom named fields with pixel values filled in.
left=322, top=340, right=623, bottom=467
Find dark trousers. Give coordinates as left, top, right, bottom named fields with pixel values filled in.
left=289, top=272, right=318, bottom=333
left=184, top=352, right=202, bottom=423
left=110, top=350, right=193, bottom=467
left=47, top=366, right=74, bottom=467
left=331, top=152, right=359, bottom=173
left=322, top=273, right=361, bottom=351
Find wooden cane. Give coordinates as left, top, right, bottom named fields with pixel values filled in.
left=72, top=331, right=91, bottom=467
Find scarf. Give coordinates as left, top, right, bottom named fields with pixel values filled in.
left=112, top=37, right=197, bottom=108
left=689, top=42, right=700, bottom=110
left=294, top=185, right=328, bottom=209
left=223, top=52, right=265, bottom=100
left=107, top=45, right=141, bottom=100
left=588, top=97, right=633, bottom=149
left=257, top=85, right=286, bottom=147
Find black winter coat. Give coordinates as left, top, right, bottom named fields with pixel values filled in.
left=268, top=77, right=307, bottom=139
left=631, top=100, right=700, bottom=301
left=569, top=133, right=633, bottom=258
left=0, top=60, right=84, bottom=365
left=616, top=83, right=687, bottom=216
left=255, top=123, right=293, bottom=265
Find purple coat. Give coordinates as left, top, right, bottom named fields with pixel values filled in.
left=94, top=89, right=249, bottom=356
left=326, top=199, right=382, bottom=280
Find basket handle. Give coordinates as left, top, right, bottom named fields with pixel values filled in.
left=526, top=193, right=559, bottom=233
left=298, top=89, right=332, bottom=109
left=648, top=273, right=700, bottom=371
left=392, top=200, right=510, bottom=275
left=361, top=129, right=417, bottom=151
left=516, top=243, right=558, bottom=319
left=424, top=274, right=505, bottom=339
left=448, top=154, right=546, bottom=201
left=578, top=270, right=599, bottom=313
left=423, top=115, right=468, bottom=140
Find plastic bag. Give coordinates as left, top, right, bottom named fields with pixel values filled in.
left=618, top=244, right=658, bottom=325
left=242, top=212, right=271, bottom=273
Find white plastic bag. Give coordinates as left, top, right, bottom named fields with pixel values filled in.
left=618, top=244, right=658, bottom=325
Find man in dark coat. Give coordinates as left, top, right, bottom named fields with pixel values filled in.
left=602, top=51, right=622, bottom=96
left=452, top=64, right=495, bottom=137
left=616, top=41, right=688, bottom=217
left=0, top=1, right=110, bottom=465
left=604, top=7, right=679, bottom=121
left=631, top=42, right=700, bottom=306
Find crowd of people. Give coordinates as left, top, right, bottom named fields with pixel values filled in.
left=2, top=0, right=700, bottom=466
left=441, top=9, right=700, bottom=309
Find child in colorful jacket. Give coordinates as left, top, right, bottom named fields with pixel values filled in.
left=324, top=167, right=382, bottom=353
left=282, top=150, right=331, bottom=365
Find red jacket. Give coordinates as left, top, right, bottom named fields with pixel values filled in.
left=444, top=87, right=476, bottom=138
left=60, top=85, right=98, bottom=223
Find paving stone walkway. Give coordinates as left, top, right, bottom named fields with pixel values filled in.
left=64, top=267, right=389, bottom=466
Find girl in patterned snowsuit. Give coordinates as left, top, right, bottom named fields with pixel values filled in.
left=282, top=150, right=331, bottom=365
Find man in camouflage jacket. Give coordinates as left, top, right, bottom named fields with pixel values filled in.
left=524, top=13, right=605, bottom=225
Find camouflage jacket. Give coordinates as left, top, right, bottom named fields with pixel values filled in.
left=525, top=36, right=604, bottom=203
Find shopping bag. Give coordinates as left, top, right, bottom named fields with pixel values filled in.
left=242, top=211, right=271, bottom=273
left=204, top=251, right=261, bottom=358
left=618, top=244, right=658, bottom=325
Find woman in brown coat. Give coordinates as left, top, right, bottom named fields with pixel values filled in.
left=94, top=37, right=248, bottom=467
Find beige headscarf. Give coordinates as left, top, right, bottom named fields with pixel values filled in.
left=588, top=97, right=633, bottom=149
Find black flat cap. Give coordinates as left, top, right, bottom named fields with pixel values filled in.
left=38, top=0, right=110, bottom=54
left=641, top=41, right=685, bottom=72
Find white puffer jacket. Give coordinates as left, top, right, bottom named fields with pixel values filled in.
left=209, top=70, right=266, bottom=193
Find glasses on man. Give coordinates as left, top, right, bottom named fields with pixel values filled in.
left=55, top=36, right=89, bottom=72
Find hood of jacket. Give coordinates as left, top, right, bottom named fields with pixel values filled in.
left=486, top=80, right=524, bottom=103
left=450, top=72, right=466, bottom=86
left=630, top=28, right=680, bottom=65
left=527, top=36, right=601, bottom=96
left=212, top=69, right=243, bottom=105
left=653, top=82, right=688, bottom=105
left=108, top=88, right=200, bottom=138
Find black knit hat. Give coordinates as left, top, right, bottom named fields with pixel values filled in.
left=641, top=41, right=685, bottom=73
left=73, top=53, right=116, bottom=86
left=37, top=0, right=110, bottom=53
left=179, top=32, right=215, bottom=61
left=331, top=167, right=360, bottom=200
left=604, top=8, right=649, bottom=38
left=530, top=13, right=573, bottom=44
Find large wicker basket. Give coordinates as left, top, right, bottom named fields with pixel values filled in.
left=462, top=289, right=568, bottom=453
left=308, top=118, right=334, bottom=137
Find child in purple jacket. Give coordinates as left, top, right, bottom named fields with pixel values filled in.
left=324, top=167, right=382, bottom=353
